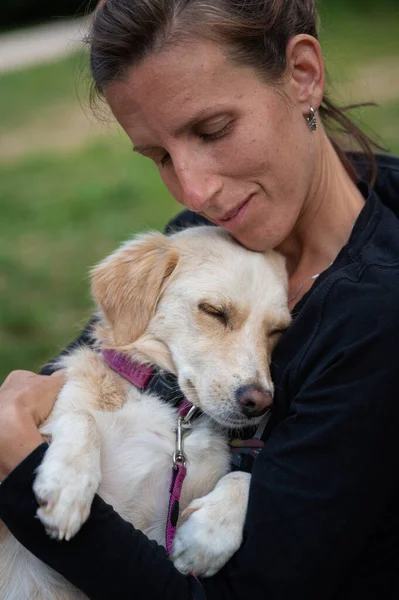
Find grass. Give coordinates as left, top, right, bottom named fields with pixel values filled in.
left=0, top=4, right=398, bottom=380
left=0, top=141, right=178, bottom=377
left=0, top=53, right=88, bottom=133
left=319, top=4, right=399, bottom=74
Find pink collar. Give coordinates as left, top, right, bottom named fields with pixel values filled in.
left=101, top=349, right=154, bottom=389
left=101, top=349, right=193, bottom=417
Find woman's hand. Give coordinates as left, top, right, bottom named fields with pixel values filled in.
left=0, top=370, right=65, bottom=481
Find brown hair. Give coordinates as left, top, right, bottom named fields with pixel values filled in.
left=88, top=0, right=384, bottom=184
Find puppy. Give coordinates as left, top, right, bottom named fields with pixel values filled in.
left=0, top=226, right=290, bottom=600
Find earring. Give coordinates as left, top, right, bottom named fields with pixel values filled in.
left=306, top=105, right=317, bottom=131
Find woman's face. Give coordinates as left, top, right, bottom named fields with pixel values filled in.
left=105, top=37, right=317, bottom=252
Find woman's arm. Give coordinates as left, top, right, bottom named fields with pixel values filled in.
left=0, top=444, right=204, bottom=600
left=0, top=371, right=205, bottom=599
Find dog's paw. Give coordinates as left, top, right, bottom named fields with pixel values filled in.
left=172, top=472, right=251, bottom=577
left=33, top=457, right=101, bottom=541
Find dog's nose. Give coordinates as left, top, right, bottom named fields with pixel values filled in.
left=235, top=385, right=273, bottom=418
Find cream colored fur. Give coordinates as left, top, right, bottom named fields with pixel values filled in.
left=0, top=226, right=290, bottom=599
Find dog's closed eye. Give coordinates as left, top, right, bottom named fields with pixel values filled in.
left=198, top=302, right=229, bottom=327
left=269, top=327, right=288, bottom=337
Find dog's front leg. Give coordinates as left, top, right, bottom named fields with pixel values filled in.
left=172, top=471, right=251, bottom=577
left=33, top=409, right=101, bottom=542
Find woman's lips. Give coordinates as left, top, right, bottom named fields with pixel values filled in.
left=217, top=196, right=252, bottom=228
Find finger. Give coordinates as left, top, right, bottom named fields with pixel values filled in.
left=50, top=370, right=65, bottom=377
left=49, top=369, right=67, bottom=385
left=29, top=384, right=62, bottom=426
left=37, top=371, right=66, bottom=403
left=2, top=370, right=37, bottom=387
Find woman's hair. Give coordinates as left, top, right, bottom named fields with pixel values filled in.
left=88, top=0, right=384, bottom=183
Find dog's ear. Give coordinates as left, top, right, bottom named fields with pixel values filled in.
left=91, top=232, right=179, bottom=346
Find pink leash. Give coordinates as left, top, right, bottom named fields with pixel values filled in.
left=102, top=350, right=194, bottom=556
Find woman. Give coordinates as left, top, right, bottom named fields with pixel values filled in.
left=1, top=0, right=399, bottom=598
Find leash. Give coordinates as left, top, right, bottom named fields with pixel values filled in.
left=166, top=401, right=197, bottom=555
left=101, top=349, right=268, bottom=557
left=230, top=411, right=268, bottom=471
left=101, top=350, right=196, bottom=554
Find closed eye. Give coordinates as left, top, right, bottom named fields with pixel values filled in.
left=269, top=328, right=288, bottom=337
left=160, top=125, right=231, bottom=167
left=199, top=123, right=231, bottom=142
left=198, top=302, right=228, bottom=326
left=157, top=121, right=233, bottom=168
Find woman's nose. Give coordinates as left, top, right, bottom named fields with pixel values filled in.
left=175, top=162, right=222, bottom=214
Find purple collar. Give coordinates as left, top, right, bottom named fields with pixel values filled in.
left=101, top=349, right=194, bottom=417
left=101, top=349, right=154, bottom=389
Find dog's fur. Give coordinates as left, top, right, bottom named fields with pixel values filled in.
left=0, top=226, right=290, bottom=600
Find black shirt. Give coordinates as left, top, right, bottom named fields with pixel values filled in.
left=1, top=154, right=399, bottom=599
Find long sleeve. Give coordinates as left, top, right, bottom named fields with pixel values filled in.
left=0, top=444, right=204, bottom=600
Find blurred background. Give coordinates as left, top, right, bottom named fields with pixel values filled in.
left=0, top=0, right=398, bottom=380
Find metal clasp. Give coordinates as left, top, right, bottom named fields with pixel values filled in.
left=173, top=415, right=186, bottom=468
left=181, top=405, right=197, bottom=425
left=172, top=406, right=197, bottom=469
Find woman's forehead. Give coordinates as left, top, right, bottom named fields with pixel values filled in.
left=108, top=39, right=233, bottom=104
left=104, top=37, right=271, bottom=137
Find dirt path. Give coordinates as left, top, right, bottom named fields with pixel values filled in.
left=0, top=18, right=89, bottom=73
left=0, top=102, right=115, bottom=161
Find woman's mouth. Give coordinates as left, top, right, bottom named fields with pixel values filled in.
left=218, top=196, right=252, bottom=228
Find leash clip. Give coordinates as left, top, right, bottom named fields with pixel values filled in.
left=173, top=415, right=186, bottom=468
left=181, top=405, right=197, bottom=425
left=173, top=406, right=196, bottom=469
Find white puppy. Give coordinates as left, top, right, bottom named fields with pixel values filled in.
left=0, top=226, right=290, bottom=600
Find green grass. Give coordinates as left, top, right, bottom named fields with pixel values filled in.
left=0, top=4, right=398, bottom=380
left=0, top=140, right=178, bottom=377
left=319, top=3, right=399, bottom=74
left=352, top=101, right=399, bottom=156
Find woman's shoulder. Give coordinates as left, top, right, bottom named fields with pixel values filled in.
left=298, top=179, right=399, bottom=327
left=280, top=228, right=399, bottom=394
left=352, top=152, right=399, bottom=216
left=302, top=244, right=399, bottom=352
left=270, top=257, right=399, bottom=428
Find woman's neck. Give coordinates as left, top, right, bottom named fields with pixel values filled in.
left=277, top=135, right=366, bottom=307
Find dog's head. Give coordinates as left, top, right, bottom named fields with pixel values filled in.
left=91, top=226, right=291, bottom=429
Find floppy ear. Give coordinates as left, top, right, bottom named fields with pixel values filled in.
left=91, top=232, right=179, bottom=346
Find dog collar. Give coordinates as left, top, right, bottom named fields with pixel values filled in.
left=102, top=349, right=153, bottom=387
left=101, top=349, right=187, bottom=409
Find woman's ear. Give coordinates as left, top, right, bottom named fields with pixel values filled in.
left=91, top=232, right=179, bottom=346
left=285, top=34, right=325, bottom=114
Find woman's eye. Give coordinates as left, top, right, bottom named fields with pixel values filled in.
left=199, top=123, right=231, bottom=142
left=198, top=302, right=228, bottom=325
